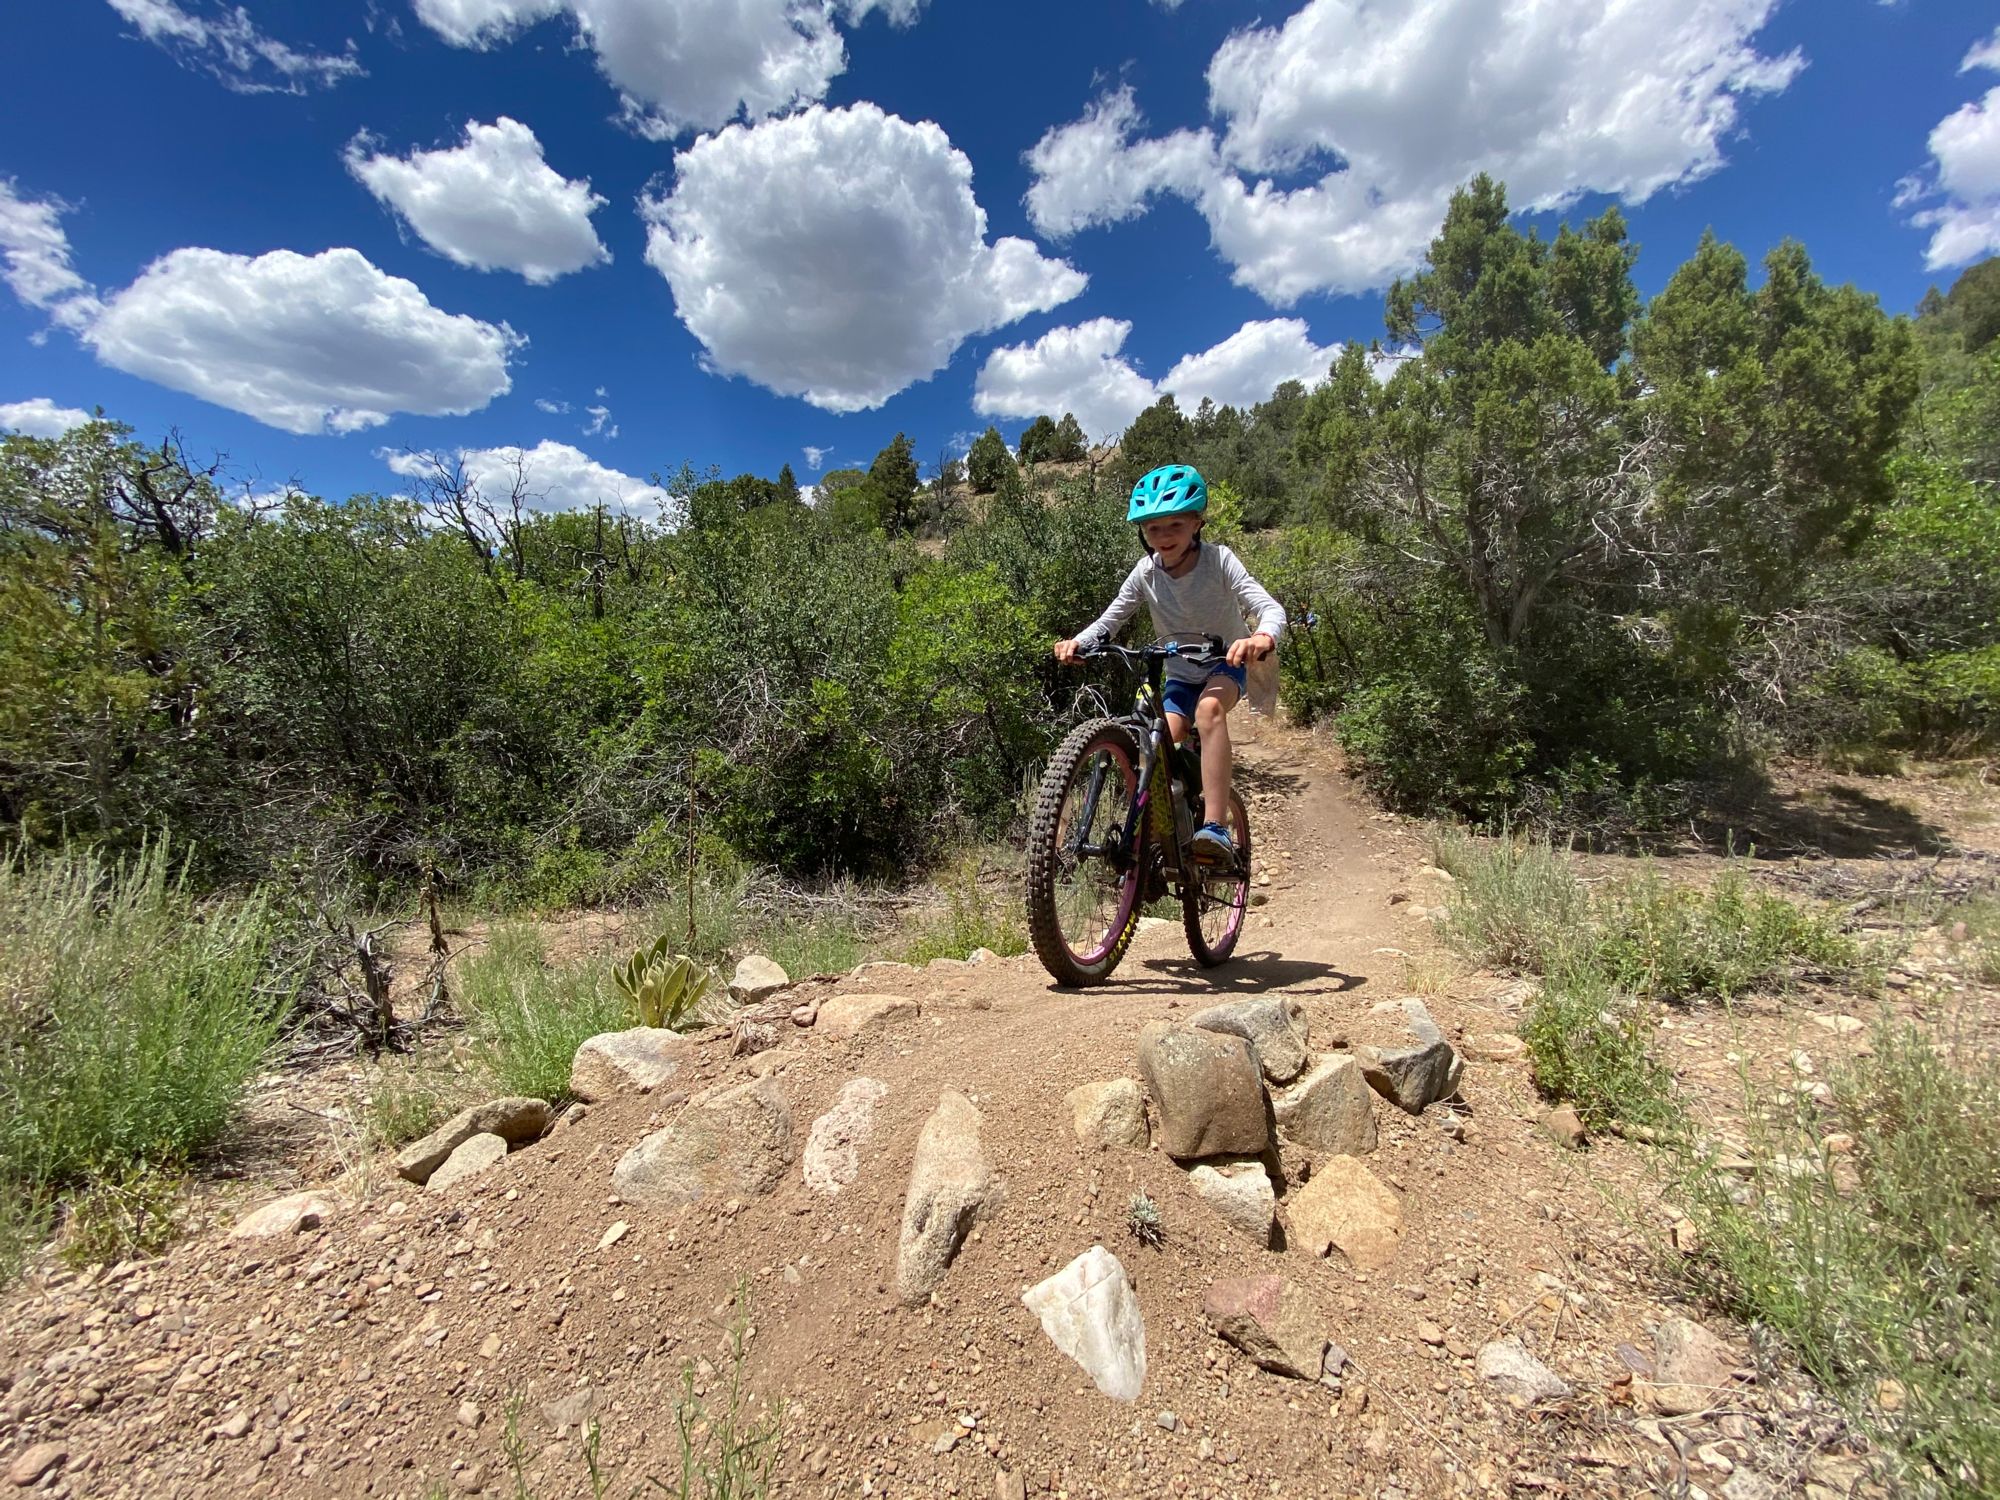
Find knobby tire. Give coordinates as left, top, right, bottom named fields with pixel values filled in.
left=1027, top=718, right=1143, bottom=987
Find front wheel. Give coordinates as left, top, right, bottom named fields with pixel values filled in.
left=1027, top=719, right=1144, bottom=986
left=1183, top=788, right=1251, bottom=966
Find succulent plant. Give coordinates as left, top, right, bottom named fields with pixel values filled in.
left=612, top=937, right=714, bottom=1031
left=1126, top=1191, right=1164, bottom=1249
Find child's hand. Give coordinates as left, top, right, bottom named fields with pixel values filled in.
left=1227, top=632, right=1275, bottom=666
left=1053, top=638, right=1084, bottom=664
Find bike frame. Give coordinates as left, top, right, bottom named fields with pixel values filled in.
left=1068, top=641, right=1219, bottom=894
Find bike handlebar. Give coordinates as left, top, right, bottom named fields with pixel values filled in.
left=1068, top=612, right=1316, bottom=669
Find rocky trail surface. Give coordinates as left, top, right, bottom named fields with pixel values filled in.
left=2, top=723, right=1900, bottom=1500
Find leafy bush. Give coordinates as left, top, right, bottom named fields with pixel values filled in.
left=1431, top=828, right=1592, bottom=974
left=1675, top=1021, right=2000, bottom=1497
left=459, top=925, right=625, bottom=1100
left=1593, top=865, right=1861, bottom=1001
left=1517, top=971, right=1681, bottom=1133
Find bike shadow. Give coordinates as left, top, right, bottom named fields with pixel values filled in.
left=1074, top=952, right=1363, bottom=997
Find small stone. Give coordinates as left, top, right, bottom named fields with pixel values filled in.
left=458, top=1400, right=483, bottom=1429
left=230, top=1190, right=343, bottom=1239
left=1671, top=1218, right=1701, bottom=1254
left=599, top=1220, right=630, bottom=1251
left=1155, top=1411, right=1179, bottom=1431
left=394, top=1097, right=551, bottom=1184
left=1875, top=1377, right=1906, bottom=1412
left=896, top=1092, right=992, bottom=1305
left=1187, top=1160, right=1276, bottom=1244
left=8, top=1443, right=67, bottom=1486
left=803, top=1077, right=890, bottom=1194
left=478, top=1334, right=502, bottom=1359
left=1272, top=1055, right=1377, bottom=1157
left=790, top=1003, right=818, bottom=1028
left=1474, top=1338, right=1570, bottom=1401
left=729, top=955, right=790, bottom=1005
left=1645, top=1317, right=1741, bottom=1416
left=1351, top=998, right=1463, bottom=1114
left=1462, top=1033, right=1527, bottom=1063
left=1202, top=1275, right=1327, bottom=1379
left=214, top=1411, right=252, bottom=1439
left=817, top=993, right=919, bottom=1040
left=1541, top=1106, right=1586, bottom=1149
left=569, top=1028, right=694, bottom=1102
left=1415, top=1320, right=1443, bottom=1346
left=994, top=1470, right=1027, bottom=1500
left=966, top=947, right=999, bottom=964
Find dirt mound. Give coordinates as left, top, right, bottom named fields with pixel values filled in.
left=0, top=724, right=1885, bottom=1498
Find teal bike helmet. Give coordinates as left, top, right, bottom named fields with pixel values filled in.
left=1128, top=464, right=1207, bottom=522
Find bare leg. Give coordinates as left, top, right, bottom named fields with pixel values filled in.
left=1166, top=711, right=1191, bottom=746
left=1193, top=679, right=1240, bottom=825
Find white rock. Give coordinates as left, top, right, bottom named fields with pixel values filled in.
left=1022, top=1246, right=1147, bottom=1401
left=803, top=1078, right=889, bottom=1194
left=818, top=993, right=919, bottom=1041
left=729, top=955, right=790, bottom=1005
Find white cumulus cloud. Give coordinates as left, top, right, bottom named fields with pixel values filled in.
left=1027, top=0, right=1801, bottom=303
left=411, top=0, right=927, bottom=139
left=534, top=397, right=570, bottom=414
left=973, top=318, right=1160, bottom=441
left=977, top=316, right=1348, bottom=441
left=643, top=104, right=1085, bottom=412
left=0, top=398, right=95, bottom=437
left=383, top=439, right=668, bottom=516
left=0, top=180, right=97, bottom=324
left=82, top=247, right=522, bottom=434
left=345, top=118, right=610, bottom=283
left=1160, top=318, right=1341, bottom=410
left=105, top=0, right=362, bottom=93
left=803, top=444, right=831, bottom=470
left=1902, top=32, right=2000, bottom=268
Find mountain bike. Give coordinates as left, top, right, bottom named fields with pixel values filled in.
left=1026, top=636, right=1262, bottom=987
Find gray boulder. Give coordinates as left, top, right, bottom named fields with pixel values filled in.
left=1272, top=1054, right=1377, bottom=1156
left=395, top=1096, right=552, bottom=1185
left=611, top=1077, right=793, bottom=1207
left=569, top=1027, right=693, bottom=1102
left=1136, top=1022, right=1270, bottom=1160
left=1065, top=1079, right=1149, bottom=1150
left=427, top=1132, right=507, bottom=1192
left=1189, top=997, right=1310, bottom=1084
left=1352, top=998, right=1463, bottom=1114
left=895, top=1091, right=993, bottom=1305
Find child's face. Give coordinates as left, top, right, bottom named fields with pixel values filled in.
left=1141, top=514, right=1200, bottom=565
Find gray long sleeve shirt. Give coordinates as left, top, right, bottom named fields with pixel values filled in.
left=1074, top=542, right=1287, bottom=684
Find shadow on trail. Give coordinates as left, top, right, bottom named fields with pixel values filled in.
left=1045, top=952, right=1363, bottom=998
left=1233, top=760, right=1311, bottom=800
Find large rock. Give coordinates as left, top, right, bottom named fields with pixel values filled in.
left=1187, top=1160, right=1275, bottom=1245
left=1475, top=1338, right=1571, bottom=1401
left=1286, top=1155, right=1403, bottom=1270
left=802, top=1078, right=889, bottom=1194
left=1136, top=1022, right=1270, bottom=1160
left=818, top=993, right=919, bottom=1041
left=611, top=1077, right=793, bottom=1207
left=895, top=1091, right=993, bottom=1305
left=1644, top=1316, right=1741, bottom=1415
left=569, top=1027, right=693, bottom=1103
left=1202, top=1275, right=1328, bottom=1379
left=427, top=1132, right=507, bottom=1192
left=1272, top=1055, right=1377, bottom=1157
left=1189, top=998, right=1311, bottom=1084
left=728, top=955, right=790, bottom=1005
left=1065, top=1079, right=1149, bottom=1151
left=1352, top=998, right=1463, bottom=1114
left=1022, top=1246, right=1146, bottom=1401
left=395, top=1097, right=552, bottom=1185
left=229, top=1189, right=343, bottom=1239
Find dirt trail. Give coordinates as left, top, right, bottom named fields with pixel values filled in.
left=0, top=722, right=1910, bottom=1500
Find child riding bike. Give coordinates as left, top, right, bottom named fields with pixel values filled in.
left=1053, top=464, right=1286, bottom=867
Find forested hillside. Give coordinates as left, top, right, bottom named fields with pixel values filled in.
left=3, top=181, right=1993, bottom=901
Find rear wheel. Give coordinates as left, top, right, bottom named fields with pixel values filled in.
left=1027, top=719, right=1144, bottom=986
left=1182, top=788, right=1251, bottom=966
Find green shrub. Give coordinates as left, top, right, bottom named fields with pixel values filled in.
left=0, top=843, right=290, bottom=1206
left=1432, top=828, right=1591, bottom=974
left=1675, top=1021, right=2000, bottom=1496
left=900, top=856, right=1027, bottom=966
left=59, top=1161, right=186, bottom=1268
left=363, top=1062, right=464, bottom=1151
left=1518, top=972, right=1681, bottom=1133
left=1594, top=865, right=1861, bottom=1001
left=459, top=925, right=626, bottom=1101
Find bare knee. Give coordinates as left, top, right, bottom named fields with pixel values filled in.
left=1195, top=695, right=1228, bottom=735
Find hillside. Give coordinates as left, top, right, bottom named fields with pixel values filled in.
left=2, top=720, right=1966, bottom=1500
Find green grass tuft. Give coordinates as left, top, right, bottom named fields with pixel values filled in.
left=460, top=925, right=626, bottom=1102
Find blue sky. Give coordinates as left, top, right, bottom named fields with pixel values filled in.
left=2, top=0, right=1996, bottom=513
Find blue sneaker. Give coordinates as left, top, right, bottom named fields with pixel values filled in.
left=1189, top=821, right=1235, bottom=867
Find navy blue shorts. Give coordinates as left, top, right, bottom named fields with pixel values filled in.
left=1162, top=663, right=1247, bottom=720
